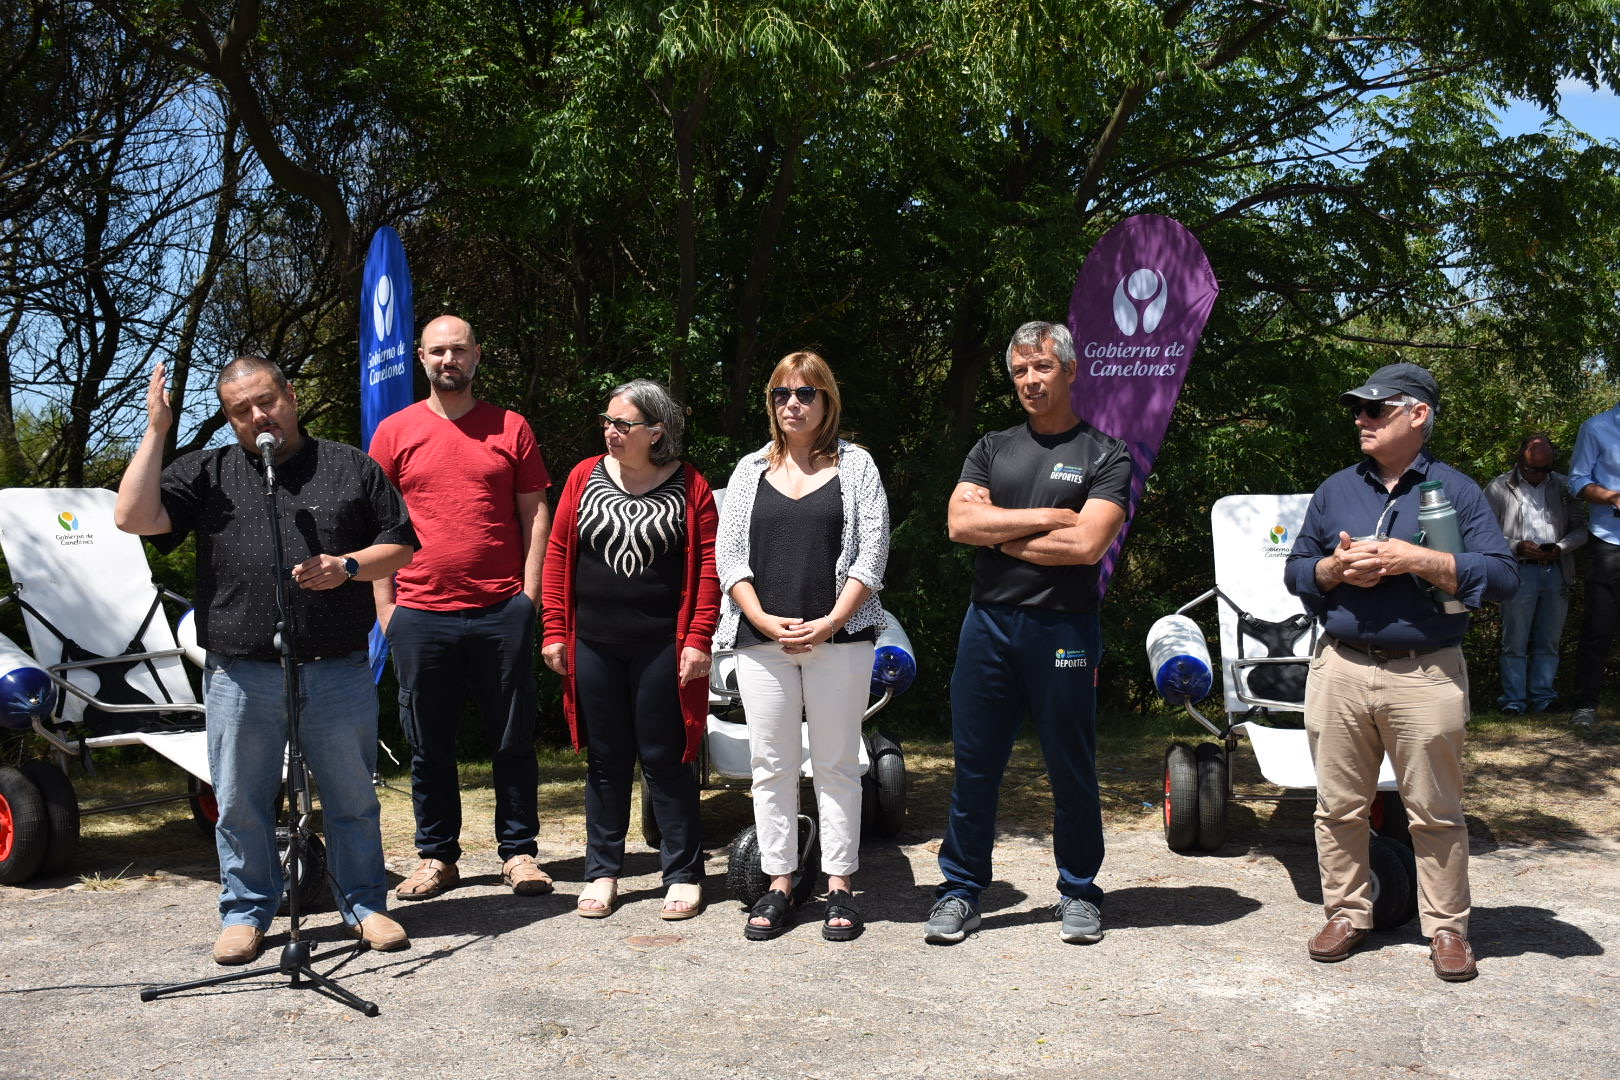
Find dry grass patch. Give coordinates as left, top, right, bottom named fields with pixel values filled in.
left=29, top=712, right=1619, bottom=885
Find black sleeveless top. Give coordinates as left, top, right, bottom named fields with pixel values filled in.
left=735, top=475, right=874, bottom=648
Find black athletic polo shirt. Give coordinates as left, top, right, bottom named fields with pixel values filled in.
left=151, top=433, right=417, bottom=660
left=959, top=419, right=1131, bottom=613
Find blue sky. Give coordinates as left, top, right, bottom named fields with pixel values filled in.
left=1495, top=79, right=1619, bottom=142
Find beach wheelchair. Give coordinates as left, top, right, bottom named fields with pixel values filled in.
left=1144, top=493, right=1419, bottom=929
left=0, top=487, right=326, bottom=910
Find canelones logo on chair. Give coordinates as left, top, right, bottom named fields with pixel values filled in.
left=1054, top=647, right=1089, bottom=669
left=54, top=510, right=95, bottom=547
left=1260, top=524, right=1291, bottom=559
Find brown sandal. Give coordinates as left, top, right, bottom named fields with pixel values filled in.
left=395, top=858, right=458, bottom=900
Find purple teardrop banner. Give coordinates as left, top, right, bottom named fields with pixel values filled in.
left=1068, top=213, right=1218, bottom=597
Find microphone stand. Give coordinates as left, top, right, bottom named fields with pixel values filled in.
left=141, top=434, right=379, bottom=1016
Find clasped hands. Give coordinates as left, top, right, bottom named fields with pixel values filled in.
left=753, top=613, right=840, bottom=654
left=1331, top=531, right=1424, bottom=588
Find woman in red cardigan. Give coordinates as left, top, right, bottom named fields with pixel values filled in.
left=541, top=379, right=720, bottom=919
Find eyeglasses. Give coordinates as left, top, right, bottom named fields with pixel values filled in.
left=1348, top=397, right=1413, bottom=420
left=770, top=386, right=819, bottom=407
left=599, top=413, right=652, bottom=435
left=1519, top=464, right=1552, bottom=476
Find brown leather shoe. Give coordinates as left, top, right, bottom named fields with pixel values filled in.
left=1429, top=929, right=1478, bottom=981
left=501, top=854, right=554, bottom=896
left=1307, top=915, right=1369, bottom=962
left=212, top=924, right=265, bottom=966
left=395, top=858, right=458, bottom=900
left=350, top=912, right=409, bottom=952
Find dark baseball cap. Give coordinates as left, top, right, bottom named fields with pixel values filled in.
left=1339, top=362, right=1439, bottom=409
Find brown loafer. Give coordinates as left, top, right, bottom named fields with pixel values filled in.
left=501, top=854, right=554, bottom=896
left=395, top=858, right=458, bottom=900
left=1429, top=929, right=1477, bottom=981
left=1307, top=915, right=1369, bottom=962
left=212, top=924, right=265, bottom=966
left=350, top=912, right=409, bottom=952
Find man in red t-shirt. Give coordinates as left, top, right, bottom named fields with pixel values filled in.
left=370, top=314, right=553, bottom=900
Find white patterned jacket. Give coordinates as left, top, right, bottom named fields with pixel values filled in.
left=714, top=438, right=889, bottom=649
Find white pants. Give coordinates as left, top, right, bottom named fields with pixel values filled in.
left=736, top=640, right=874, bottom=877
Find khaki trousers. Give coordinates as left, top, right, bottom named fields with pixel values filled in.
left=1304, top=636, right=1471, bottom=938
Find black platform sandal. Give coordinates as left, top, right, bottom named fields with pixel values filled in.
left=822, top=889, right=863, bottom=942
left=744, top=889, right=795, bottom=941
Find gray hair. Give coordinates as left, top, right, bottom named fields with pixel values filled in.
left=1421, top=400, right=1436, bottom=442
left=216, top=356, right=290, bottom=402
left=607, top=378, right=684, bottom=465
left=1004, top=321, right=1076, bottom=376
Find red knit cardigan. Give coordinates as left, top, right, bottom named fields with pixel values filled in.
left=540, top=455, right=721, bottom=762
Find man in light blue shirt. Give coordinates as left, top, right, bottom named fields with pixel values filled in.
left=1567, top=405, right=1620, bottom=727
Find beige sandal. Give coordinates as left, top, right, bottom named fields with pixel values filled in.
left=660, top=882, right=703, bottom=921
left=576, top=878, right=618, bottom=918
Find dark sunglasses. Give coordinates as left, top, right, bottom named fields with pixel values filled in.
left=1347, top=397, right=1411, bottom=420
left=599, top=413, right=652, bottom=435
left=770, top=386, right=819, bottom=407
left=1519, top=464, right=1552, bottom=476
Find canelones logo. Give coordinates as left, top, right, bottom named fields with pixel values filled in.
left=1112, top=268, right=1168, bottom=336
left=1260, top=523, right=1291, bottom=559
left=1054, top=647, right=1089, bottom=669
left=1049, top=463, right=1086, bottom=485
left=372, top=273, right=395, bottom=341
left=54, top=510, right=94, bottom=547
left=1085, top=266, right=1188, bottom=377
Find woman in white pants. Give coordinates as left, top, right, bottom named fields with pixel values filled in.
left=715, top=351, right=889, bottom=941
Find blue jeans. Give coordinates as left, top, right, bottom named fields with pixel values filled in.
left=937, top=603, right=1105, bottom=908
left=386, top=594, right=539, bottom=862
left=204, top=651, right=388, bottom=930
left=1498, top=562, right=1569, bottom=711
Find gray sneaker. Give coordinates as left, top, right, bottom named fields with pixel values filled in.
left=924, top=896, right=981, bottom=944
left=1055, top=896, right=1104, bottom=944
left=1572, top=707, right=1597, bottom=728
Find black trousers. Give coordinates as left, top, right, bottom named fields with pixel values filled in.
left=387, top=594, right=539, bottom=862
left=575, top=637, right=703, bottom=883
left=1574, top=536, right=1620, bottom=709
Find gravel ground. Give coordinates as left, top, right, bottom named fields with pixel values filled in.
left=3, top=821, right=1617, bottom=1080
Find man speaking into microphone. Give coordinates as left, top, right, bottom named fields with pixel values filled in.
left=116, top=356, right=417, bottom=966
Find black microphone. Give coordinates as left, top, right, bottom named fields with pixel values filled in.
left=255, top=431, right=278, bottom=485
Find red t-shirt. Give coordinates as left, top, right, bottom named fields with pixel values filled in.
left=370, top=400, right=550, bottom=610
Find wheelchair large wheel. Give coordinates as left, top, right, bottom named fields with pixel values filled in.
left=188, top=777, right=219, bottom=837
left=1194, top=742, right=1228, bottom=852
left=20, top=760, right=79, bottom=877
left=1371, top=789, right=1412, bottom=848
left=1162, top=742, right=1199, bottom=852
left=860, top=731, right=906, bottom=839
left=1369, top=833, right=1419, bottom=930
left=277, top=828, right=328, bottom=915
left=725, top=814, right=819, bottom=908
left=0, top=765, right=48, bottom=885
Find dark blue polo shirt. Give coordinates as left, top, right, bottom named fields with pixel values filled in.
left=1284, top=448, right=1516, bottom=650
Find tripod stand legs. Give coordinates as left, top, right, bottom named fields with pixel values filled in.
left=139, top=939, right=380, bottom=1016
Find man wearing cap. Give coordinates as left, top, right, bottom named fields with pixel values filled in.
left=1284, top=363, right=1515, bottom=982
left=1483, top=436, right=1586, bottom=715
left=1567, top=405, right=1620, bottom=728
